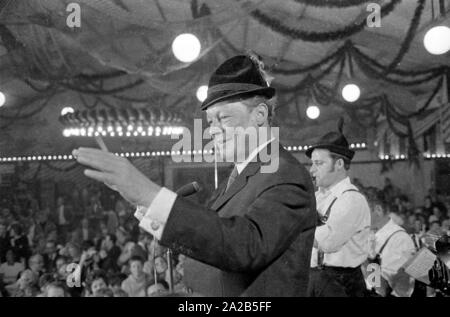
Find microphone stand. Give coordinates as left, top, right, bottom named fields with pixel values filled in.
left=153, top=182, right=200, bottom=295
left=151, top=238, right=174, bottom=293
left=167, top=249, right=174, bottom=293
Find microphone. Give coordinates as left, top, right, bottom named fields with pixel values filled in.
left=176, top=181, right=201, bottom=197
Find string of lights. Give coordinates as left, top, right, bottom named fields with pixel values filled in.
left=0, top=142, right=368, bottom=162
left=4, top=145, right=450, bottom=163
left=59, top=107, right=186, bottom=138
left=379, top=153, right=450, bottom=160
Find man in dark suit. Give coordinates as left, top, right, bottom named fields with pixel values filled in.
left=73, top=54, right=316, bottom=296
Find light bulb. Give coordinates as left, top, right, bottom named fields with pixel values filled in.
left=424, top=26, right=450, bottom=55
left=196, top=85, right=208, bottom=102
left=342, top=84, right=360, bottom=102
left=61, top=107, right=74, bottom=116
left=306, top=105, right=320, bottom=120
left=172, top=33, right=201, bottom=63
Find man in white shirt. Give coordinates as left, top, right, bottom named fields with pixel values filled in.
left=0, top=250, right=24, bottom=285
left=365, top=194, right=416, bottom=297
left=73, top=54, right=316, bottom=296
left=306, top=121, right=371, bottom=297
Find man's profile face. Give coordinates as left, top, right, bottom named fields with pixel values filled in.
left=310, top=149, right=338, bottom=189
left=206, top=100, right=259, bottom=163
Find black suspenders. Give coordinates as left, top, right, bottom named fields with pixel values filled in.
left=317, top=189, right=360, bottom=226
left=317, top=188, right=361, bottom=267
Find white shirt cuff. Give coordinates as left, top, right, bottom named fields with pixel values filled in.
left=135, top=187, right=177, bottom=240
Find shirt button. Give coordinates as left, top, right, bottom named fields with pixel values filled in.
left=151, top=221, right=160, bottom=230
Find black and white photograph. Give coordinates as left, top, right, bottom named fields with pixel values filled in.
left=0, top=0, right=449, bottom=302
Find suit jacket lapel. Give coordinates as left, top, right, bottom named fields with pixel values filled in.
left=210, top=161, right=261, bottom=211
left=206, top=179, right=228, bottom=210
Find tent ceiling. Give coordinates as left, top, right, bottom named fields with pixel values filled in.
left=0, top=0, right=449, bottom=156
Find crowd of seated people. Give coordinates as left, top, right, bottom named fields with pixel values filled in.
left=0, top=178, right=449, bottom=297
left=355, top=178, right=450, bottom=241
left=0, top=182, right=188, bottom=297
left=355, top=178, right=450, bottom=297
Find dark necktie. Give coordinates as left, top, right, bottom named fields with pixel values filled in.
left=226, top=166, right=239, bottom=192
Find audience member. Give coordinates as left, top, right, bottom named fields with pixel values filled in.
left=120, top=256, right=151, bottom=297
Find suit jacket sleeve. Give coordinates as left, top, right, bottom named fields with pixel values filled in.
left=160, top=181, right=315, bottom=273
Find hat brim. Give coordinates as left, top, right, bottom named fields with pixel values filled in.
left=200, top=87, right=275, bottom=110
left=305, top=144, right=355, bottom=161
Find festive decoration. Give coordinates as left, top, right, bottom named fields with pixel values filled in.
left=306, top=105, right=320, bottom=119
left=60, top=107, right=74, bottom=116
left=59, top=106, right=186, bottom=138
left=172, top=33, right=201, bottom=63
left=424, top=26, right=450, bottom=55
left=341, top=84, right=360, bottom=102
left=196, top=85, right=208, bottom=102
left=251, top=0, right=402, bottom=42
left=379, top=153, right=450, bottom=161
left=0, top=0, right=448, bottom=172
left=0, top=92, right=5, bottom=107
left=379, top=154, right=408, bottom=161
left=0, top=143, right=368, bottom=163
left=382, top=0, right=426, bottom=75
left=294, top=0, right=371, bottom=8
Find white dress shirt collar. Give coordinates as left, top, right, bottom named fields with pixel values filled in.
left=375, top=219, right=403, bottom=244
left=235, top=137, right=275, bottom=175
left=327, top=176, right=353, bottom=197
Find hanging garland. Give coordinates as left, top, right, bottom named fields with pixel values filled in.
left=383, top=101, right=408, bottom=137
left=112, top=93, right=156, bottom=103
left=97, top=96, right=117, bottom=109
left=400, top=75, right=445, bottom=118
left=312, top=84, right=333, bottom=106
left=382, top=0, right=426, bottom=75
left=276, top=53, right=344, bottom=93
left=79, top=93, right=101, bottom=109
left=270, top=42, right=348, bottom=75
left=60, top=78, right=145, bottom=95
left=350, top=45, right=445, bottom=78
left=250, top=0, right=402, bottom=42
left=294, top=0, right=371, bottom=8
left=383, top=97, right=421, bottom=167
left=314, top=82, right=381, bottom=110
left=76, top=71, right=127, bottom=81
left=351, top=50, right=444, bottom=86
left=331, top=55, right=346, bottom=96
left=271, top=40, right=446, bottom=80
left=0, top=92, right=59, bottom=130
left=23, top=79, right=55, bottom=93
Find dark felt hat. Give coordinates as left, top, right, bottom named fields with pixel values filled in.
left=305, top=119, right=355, bottom=161
left=200, top=54, right=275, bottom=110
